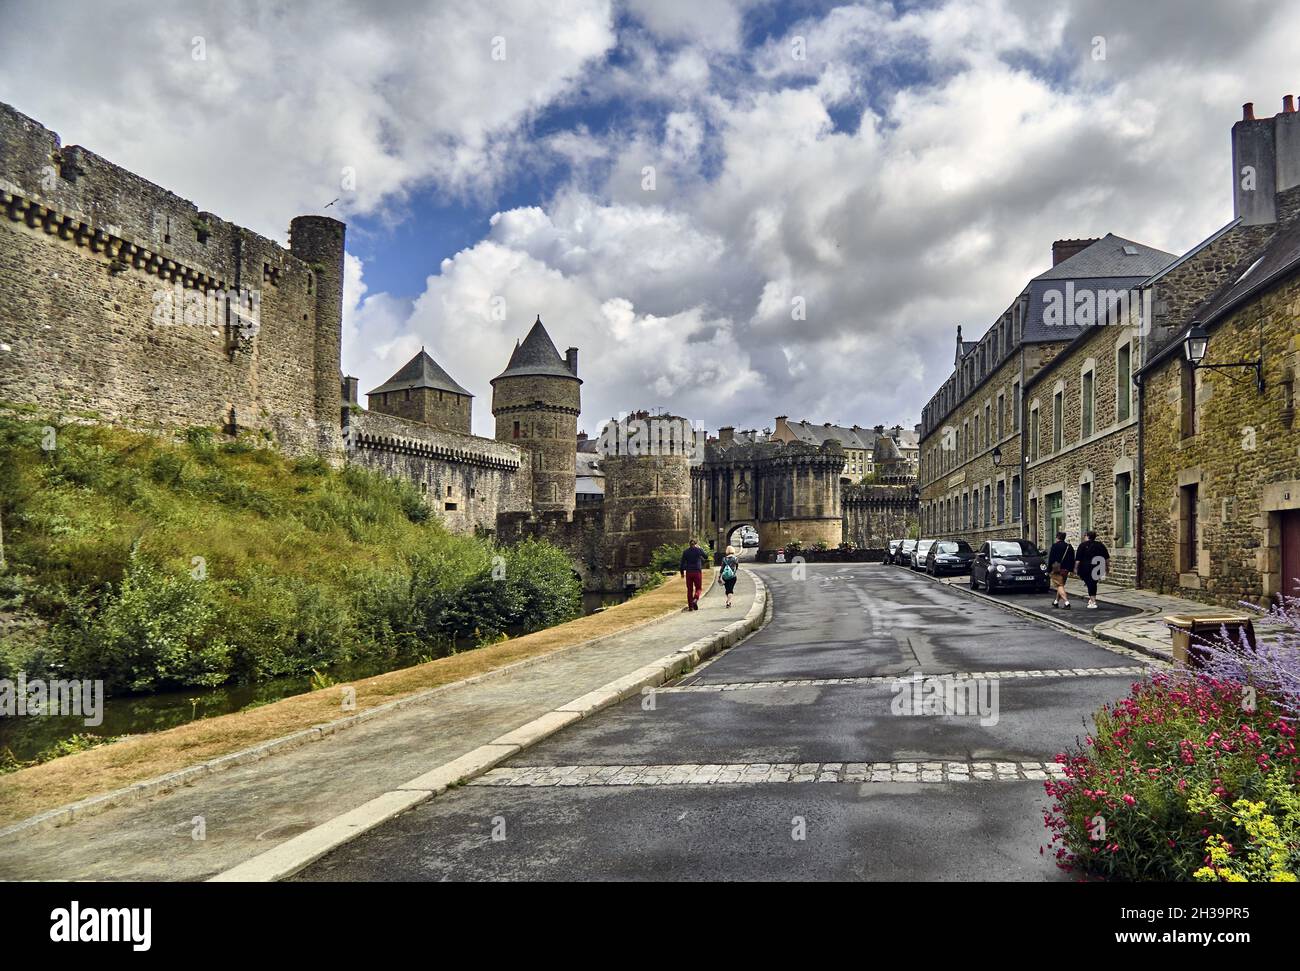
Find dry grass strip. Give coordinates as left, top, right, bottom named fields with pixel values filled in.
left=0, top=574, right=698, bottom=827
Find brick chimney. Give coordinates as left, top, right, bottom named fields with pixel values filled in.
left=718, top=426, right=735, bottom=446
left=1051, top=238, right=1100, bottom=266
left=774, top=416, right=790, bottom=439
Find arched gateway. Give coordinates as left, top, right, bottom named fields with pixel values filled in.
left=692, top=437, right=847, bottom=562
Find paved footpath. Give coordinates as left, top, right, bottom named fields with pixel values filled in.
left=0, top=571, right=755, bottom=881
left=936, top=572, right=1284, bottom=660
left=293, top=563, right=1164, bottom=882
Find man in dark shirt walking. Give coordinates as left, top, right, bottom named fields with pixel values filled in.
left=1047, top=530, right=1075, bottom=609
left=1075, top=529, right=1110, bottom=610
left=680, top=539, right=709, bottom=611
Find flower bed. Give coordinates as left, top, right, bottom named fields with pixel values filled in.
left=1043, top=673, right=1299, bottom=881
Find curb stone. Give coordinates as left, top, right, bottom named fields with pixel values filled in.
left=208, top=570, right=768, bottom=882
left=0, top=572, right=720, bottom=843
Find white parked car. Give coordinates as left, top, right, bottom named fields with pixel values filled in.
left=910, top=539, right=936, bottom=569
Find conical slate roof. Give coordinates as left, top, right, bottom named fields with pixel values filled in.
left=368, top=348, right=471, bottom=397
left=492, top=317, right=581, bottom=383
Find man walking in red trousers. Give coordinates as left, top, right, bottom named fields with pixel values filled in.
left=679, top=539, right=708, bottom=611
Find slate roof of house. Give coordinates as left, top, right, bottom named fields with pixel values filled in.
left=784, top=420, right=882, bottom=451
left=1020, top=234, right=1177, bottom=343
left=368, top=348, right=471, bottom=397
left=492, top=317, right=580, bottom=383
left=889, top=425, right=920, bottom=449
left=576, top=451, right=605, bottom=496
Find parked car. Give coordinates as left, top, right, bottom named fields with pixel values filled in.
left=742, top=532, right=759, bottom=548
left=885, top=539, right=904, bottom=564
left=910, top=539, right=935, bottom=569
left=970, top=539, right=1050, bottom=593
left=925, top=539, right=975, bottom=575
left=896, top=539, right=918, bottom=565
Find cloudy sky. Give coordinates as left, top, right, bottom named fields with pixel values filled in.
left=3, top=0, right=1297, bottom=437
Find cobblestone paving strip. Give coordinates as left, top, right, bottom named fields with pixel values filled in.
left=470, top=760, right=1070, bottom=786
left=666, top=665, right=1149, bottom=693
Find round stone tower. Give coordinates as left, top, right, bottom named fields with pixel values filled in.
left=491, top=316, right=581, bottom=515
left=289, top=214, right=346, bottom=462
left=599, top=412, right=693, bottom=569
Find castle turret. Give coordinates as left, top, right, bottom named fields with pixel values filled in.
left=367, top=347, right=472, bottom=433
left=599, top=412, right=693, bottom=569
left=491, top=316, right=581, bottom=515
left=289, top=215, right=346, bottom=460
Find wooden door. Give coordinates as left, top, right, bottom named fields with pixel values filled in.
left=1281, top=510, right=1300, bottom=600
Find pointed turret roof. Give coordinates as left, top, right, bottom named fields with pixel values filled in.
left=492, top=316, right=581, bottom=383
left=368, top=348, right=471, bottom=398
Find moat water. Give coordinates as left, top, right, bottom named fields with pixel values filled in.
left=0, top=590, right=627, bottom=763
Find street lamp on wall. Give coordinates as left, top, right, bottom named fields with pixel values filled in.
left=1182, top=319, right=1264, bottom=393
left=991, top=445, right=1002, bottom=467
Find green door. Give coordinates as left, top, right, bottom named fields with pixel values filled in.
left=1047, top=492, right=1063, bottom=540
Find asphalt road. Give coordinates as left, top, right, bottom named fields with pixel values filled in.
left=293, top=563, right=1152, bottom=882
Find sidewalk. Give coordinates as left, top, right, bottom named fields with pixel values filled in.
left=0, top=570, right=764, bottom=881
left=934, top=573, right=1283, bottom=660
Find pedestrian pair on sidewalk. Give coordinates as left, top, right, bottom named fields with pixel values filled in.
left=679, top=540, right=740, bottom=610
left=1047, top=530, right=1110, bottom=610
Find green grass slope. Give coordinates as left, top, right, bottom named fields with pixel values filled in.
left=0, top=418, right=580, bottom=694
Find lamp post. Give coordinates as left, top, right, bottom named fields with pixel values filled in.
left=991, top=445, right=1002, bottom=467
left=1183, top=320, right=1264, bottom=392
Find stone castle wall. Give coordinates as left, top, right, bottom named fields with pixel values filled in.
left=0, top=101, right=344, bottom=458
left=841, top=485, right=918, bottom=549
left=370, top=387, right=471, bottom=435
left=347, top=409, right=530, bottom=535
left=497, top=508, right=605, bottom=588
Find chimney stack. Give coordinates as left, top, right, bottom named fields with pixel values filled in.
left=718, top=426, right=735, bottom=446
left=341, top=374, right=359, bottom=406
left=565, top=347, right=578, bottom=377
left=1233, top=98, right=1280, bottom=224
left=1285, top=95, right=1296, bottom=114
left=1051, top=238, right=1100, bottom=266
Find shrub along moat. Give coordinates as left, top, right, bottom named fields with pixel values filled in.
left=0, top=417, right=583, bottom=763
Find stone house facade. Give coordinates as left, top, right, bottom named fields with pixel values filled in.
left=1134, top=99, right=1300, bottom=606
left=919, top=236, right=1173, bottom=551
left=1022, top=313, right=1143, bottom=584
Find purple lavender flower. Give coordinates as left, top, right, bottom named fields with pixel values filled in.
left=1181, top=597, right=1300, bottom=720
